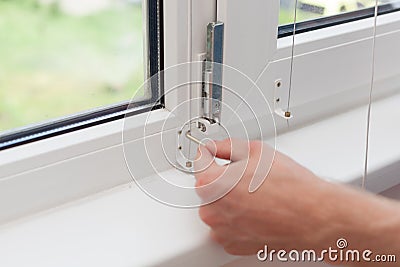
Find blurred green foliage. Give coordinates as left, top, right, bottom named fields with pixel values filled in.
left=279, top=9, right=320, bottom=25
left=0, top=0, right=144, bottom=132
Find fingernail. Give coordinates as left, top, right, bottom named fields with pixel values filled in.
left=208, top=140, right=218, bottom=153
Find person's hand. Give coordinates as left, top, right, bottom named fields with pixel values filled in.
left=194, top=138, right=400, bottom=266
left=195, top=138, right=331, bottom=254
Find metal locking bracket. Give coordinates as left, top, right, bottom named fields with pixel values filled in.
left=202, top=21, right=224, bottom=124
left=177, top=22, right=225, bottom=170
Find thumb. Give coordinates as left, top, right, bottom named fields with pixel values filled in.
left=206, top=138, right=250, bottom=162
left=194, top=145, right=217, bottom=173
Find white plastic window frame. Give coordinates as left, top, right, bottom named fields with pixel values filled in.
left=1, top=0, right=400, bottom=224
left=218, top=0, right=400, bottom=134
left=217, top=0, right=400, bottom=193
left=273, top=9, right=400, bottom=132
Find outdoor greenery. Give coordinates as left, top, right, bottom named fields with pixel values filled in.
left=279, top=9, right=322, bottom=25
left=0, top=0, right=144, bottom=132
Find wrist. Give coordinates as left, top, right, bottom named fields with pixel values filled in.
left=322, top=186, right=400, bottom=265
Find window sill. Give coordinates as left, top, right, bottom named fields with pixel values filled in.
left=0, top=174, right=235, bottom=267
left=276, top=92, right=400, bottom=193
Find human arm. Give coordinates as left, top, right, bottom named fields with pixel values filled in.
left=194, top=139, right=400, bottom=266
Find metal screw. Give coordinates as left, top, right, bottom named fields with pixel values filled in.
left=275, top=80, right=282, bottom=88
left=186, top=161, right=193, bottom=168
left=285, top=111, right=291, bottom=118
left=198, top=122, right=207, bottom=132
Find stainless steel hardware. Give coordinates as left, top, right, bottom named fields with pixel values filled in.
left=202, top=22, right=224, bottom=124
left=176, top=21, right=225, bottom=171
left=185, top=131, right=206, bottom=146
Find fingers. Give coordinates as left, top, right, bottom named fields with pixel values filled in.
left=194, top=145, right=228, bottom=184
left=195, top=144, right=242, bottom=203
left=195, top=138, right=266, bottom=202
left=194, top=145, right=217, bottom=173
left=206, top=138, right=250, bottom=162
left=194, top=138, right=251, bottom=193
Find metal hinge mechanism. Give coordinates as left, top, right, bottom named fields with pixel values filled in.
left=201, top=21, right=224, bottom=124
left=175, top=22, right=225, bottom=171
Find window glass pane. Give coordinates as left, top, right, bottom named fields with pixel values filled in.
left=279, top=0, right=380, bottom=25
left=382, top=0, right=400, bottom=7
left=0, top=0, right=146, bottom=133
